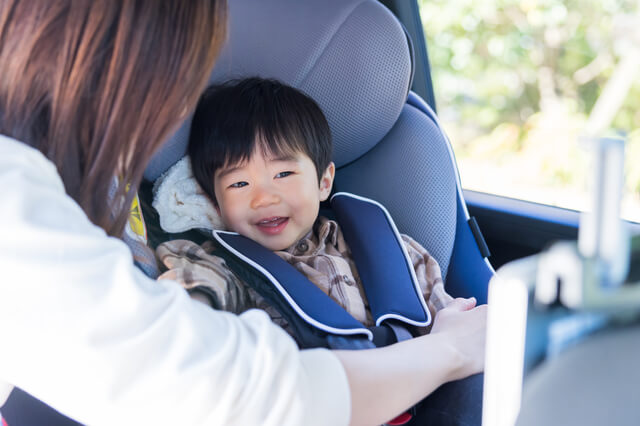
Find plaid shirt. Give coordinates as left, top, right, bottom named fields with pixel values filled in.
left=157, top=216, right=453, bottom=337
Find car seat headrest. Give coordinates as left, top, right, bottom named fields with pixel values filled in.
left=145, top=0, right=413, bottom=181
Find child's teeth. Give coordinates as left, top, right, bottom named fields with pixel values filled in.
left=259, top=217, right=281, bottom=225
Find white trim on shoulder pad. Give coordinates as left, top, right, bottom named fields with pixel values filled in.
left=330, top=192, right=432, bottom=327
left=212, top=230, right=374, bottom=340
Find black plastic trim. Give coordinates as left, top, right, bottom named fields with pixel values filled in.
left=468, top=216, right=491, bottom=259
left=464, top=189, right=640, bottom=268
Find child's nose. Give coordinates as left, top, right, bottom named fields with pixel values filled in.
left=250, top=185, right=280, bottom=209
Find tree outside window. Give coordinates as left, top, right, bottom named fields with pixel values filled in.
left=419, top=0, right=640, bottom=221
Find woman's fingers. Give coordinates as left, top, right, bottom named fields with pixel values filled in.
left=447, top=296, right=477, bottom=311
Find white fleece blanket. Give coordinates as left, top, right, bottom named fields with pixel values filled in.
left=152, top=156, right=225, bottom=232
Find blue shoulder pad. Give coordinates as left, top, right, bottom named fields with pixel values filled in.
left=213, top=230, right=374, bottom=340
left=331, top=192, right=431, bottom=327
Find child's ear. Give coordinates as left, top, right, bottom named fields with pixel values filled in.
left=319, top=162, right=335, bottom=201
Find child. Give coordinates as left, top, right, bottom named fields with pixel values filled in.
left=157, top=77, right=453, bottom=338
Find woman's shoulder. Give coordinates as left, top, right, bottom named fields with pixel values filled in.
left=0, top=135, right=64, bottom=191
left=0, top=134, right=102, bottom=241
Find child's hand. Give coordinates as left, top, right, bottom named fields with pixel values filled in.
left=429, top=297, right=487, bottom=381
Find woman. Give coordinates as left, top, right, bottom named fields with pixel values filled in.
left=0, top=1, right=486, bottom=425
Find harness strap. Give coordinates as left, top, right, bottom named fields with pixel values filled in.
left=212, top=192, right=426, bottom=348
left=326, top=335, right=376, bottom=350
left=383, top=319, right=414, bottom=343
left=213, top=231, right=373, bottom=341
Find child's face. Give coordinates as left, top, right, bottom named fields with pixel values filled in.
left=214, top=147, right=335, bottom=251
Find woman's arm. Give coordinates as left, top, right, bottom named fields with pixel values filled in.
left=336, top=297, right=486, bottom=426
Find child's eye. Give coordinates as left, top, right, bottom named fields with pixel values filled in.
left=229, top=181, right=248, bottom=188
left=275, top=171, right=294, bottom=178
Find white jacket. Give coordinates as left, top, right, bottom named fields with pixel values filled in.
left=0, top=135, right=350, bottom=426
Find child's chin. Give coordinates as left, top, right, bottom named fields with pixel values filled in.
left=259, top=237, right=293, bottom=252
left=264, top=242, right=291, bottom=251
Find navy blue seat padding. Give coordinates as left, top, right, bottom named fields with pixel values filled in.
left=213, top=231, right=374, bottom=340
left=2, top=388, right=82, bottom=426
left=331, top=193, right=430, bottom=326
left=447, top=194, right=492, bottom=304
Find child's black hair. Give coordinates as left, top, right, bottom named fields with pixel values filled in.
left=188, top=77, right=332, bottom=206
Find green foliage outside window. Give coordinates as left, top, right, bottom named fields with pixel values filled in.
left=419, top=0, right=640, bottom=220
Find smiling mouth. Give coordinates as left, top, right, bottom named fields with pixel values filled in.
left=255, top=216, right=289, bottom=235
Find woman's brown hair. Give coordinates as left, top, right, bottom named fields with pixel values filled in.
left=0, top=0, right=227, bottom=236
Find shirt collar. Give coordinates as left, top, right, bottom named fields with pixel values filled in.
left=283, top=216, right=339, bottom=256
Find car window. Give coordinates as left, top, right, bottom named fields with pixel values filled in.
left=418, top=0, right=640, bottom=222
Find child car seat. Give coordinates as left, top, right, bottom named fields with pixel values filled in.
left=144, top=0, right=495, bottom=302
left=1, top=0, right=494, bottom=424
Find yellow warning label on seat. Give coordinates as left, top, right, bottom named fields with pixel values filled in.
left=128, top=192, right=147, bottom=243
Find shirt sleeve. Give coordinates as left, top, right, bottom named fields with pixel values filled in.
left=0, top=138, right=350, bottom=426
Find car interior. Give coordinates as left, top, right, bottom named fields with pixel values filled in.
left=2, top=0, right=639, bottom=425
left=143, top=0, right=494, bottom=303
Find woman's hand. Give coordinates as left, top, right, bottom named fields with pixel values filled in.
left=336, top=297, right=488, bottom=425
left=429, top=297, right=488, bottom=382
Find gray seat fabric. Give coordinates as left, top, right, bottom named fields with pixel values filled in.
left=145, top=0, right=459, bottom=281
left=335, top=103, right=457, bottom=278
